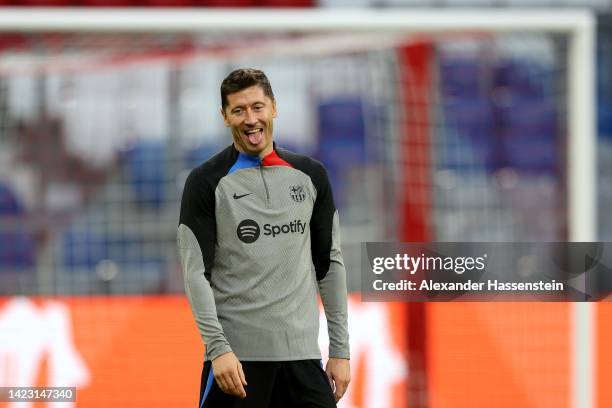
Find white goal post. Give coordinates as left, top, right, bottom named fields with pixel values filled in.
left=0, top=7, right=597, bottom=408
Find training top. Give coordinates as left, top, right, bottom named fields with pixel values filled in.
left=177, top=144, right=350, bottom=362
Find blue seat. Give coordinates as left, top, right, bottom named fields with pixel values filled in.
left=317, top=97, right=367, bottom=145
left=492, top=58, right=559, bottom=174
left=441, top=98, right=502, bottom=172
left=62, top=227, right=109, bottom=270
left=502, top=134, right=558, bottom=174
left=184, top=143, right=221, bottom=169
left=597, top=34, right=612, bottom=140
left=599, top=102, right=612, bottom=140
left=122, top=140, right=167, bottom=209
left=497, top=99, right=558, bottom=175
left=62, top=227, right=165, bottom=272
left=494, top=59, right=554, bottom=99
left=499, top=98, right=557, bottom=134
left=59, top=225, right=167, bottom=293
left=439, top=57, right=486, bottom=99
left=315, top=98, right=368, bottom=209
left=0, top=231, right=35, bottom=270
left=0, top=182, right=35, bottom=270
left=0, top=182, right=22, bottom=216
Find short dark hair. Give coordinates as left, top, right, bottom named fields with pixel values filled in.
left=220, top=68, right=275, bottom=110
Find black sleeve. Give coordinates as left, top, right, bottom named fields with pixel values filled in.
left=179, top=168, right=216, bottom=280
left=309, top=161, right=336, bottom=281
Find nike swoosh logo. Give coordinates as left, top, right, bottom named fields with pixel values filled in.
left=233, top=193, right=251, bottom=200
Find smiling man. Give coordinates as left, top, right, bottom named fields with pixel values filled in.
left=177, top=68, right=350, bottom=408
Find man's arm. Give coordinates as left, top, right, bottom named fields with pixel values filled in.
left=316, top=211, right=350, bottom=360
left=310, top=162, right=351, bottom=401
left=177, top=170, right=246, bottom=398
left=316, top=211, right=351, bottom=402
left=177, top=223, right=231, bottom=360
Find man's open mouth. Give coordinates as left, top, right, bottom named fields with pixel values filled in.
left=244, top=128, right=264, bottom=145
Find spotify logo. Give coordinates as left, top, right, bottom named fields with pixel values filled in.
left=237, top=219, right=260, bottom=244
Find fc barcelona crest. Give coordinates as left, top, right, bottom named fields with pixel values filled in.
left=289, top=185, right=306, bottom=202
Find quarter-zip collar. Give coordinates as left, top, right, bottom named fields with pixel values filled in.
left=228, top=143, right=292, bottom=174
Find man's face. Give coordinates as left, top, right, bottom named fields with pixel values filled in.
left=222, top=85, right=277, bottom=157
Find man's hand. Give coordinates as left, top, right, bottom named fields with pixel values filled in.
left=211, top=352, right=247, bottom=398
left=325, top=358, right=350, bottom=402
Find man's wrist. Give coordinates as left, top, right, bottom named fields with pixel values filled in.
left=207, top=344, right=233, bottom=361
left=328, top=352, right=350, bottom=360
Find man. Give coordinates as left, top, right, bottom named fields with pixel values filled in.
left=177, top=68, right=350, bottom=408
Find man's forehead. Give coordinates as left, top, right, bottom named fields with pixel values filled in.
left=226, top=85, right=271, bottom=106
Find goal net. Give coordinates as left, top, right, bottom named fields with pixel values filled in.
left=0, top=8, right=596, bottom=408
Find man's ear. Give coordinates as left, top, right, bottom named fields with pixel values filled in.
left=220, top=107, right=229, bottom=127
left=272, top=101, right=277, bottom=118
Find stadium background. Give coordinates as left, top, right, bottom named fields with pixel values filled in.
left=0, top=1, right=610, bottom=407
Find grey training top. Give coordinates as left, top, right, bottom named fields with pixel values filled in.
left=177, top=144, right=349, bottom=361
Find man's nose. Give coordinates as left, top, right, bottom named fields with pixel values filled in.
left=245, top=109, right=257, bottom=125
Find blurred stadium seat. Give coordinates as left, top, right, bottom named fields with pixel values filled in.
left=497, top=100, right=558, bottom=175
left=440, top=98, right=499, bottom=172
left=317, top=97, right=367, bottom=143
left=439, top=57, right=488, bottom=99
left=184, top=143, right=222, bottom=170
left=61, top=227, right=163, bottom=270
left=0, top=182, right=35, bottom=270
left=60, top=225, right=167, bottom=293
left=494, top=59, right=554, bottom=99
left=121, top=140, right=168, bottom=210
left=315, top=97, right=367, bottom=209
left=0, top=231, right=35, bottom=270
left=600, top=102, right=612, bottom=139
left=0, top=182, right=22, bottom=217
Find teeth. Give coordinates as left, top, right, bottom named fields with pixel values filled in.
left=245, top=129, right=262, bottom=134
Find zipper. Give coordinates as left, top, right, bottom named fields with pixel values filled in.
left=259, top=161, right=270, bottom=203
